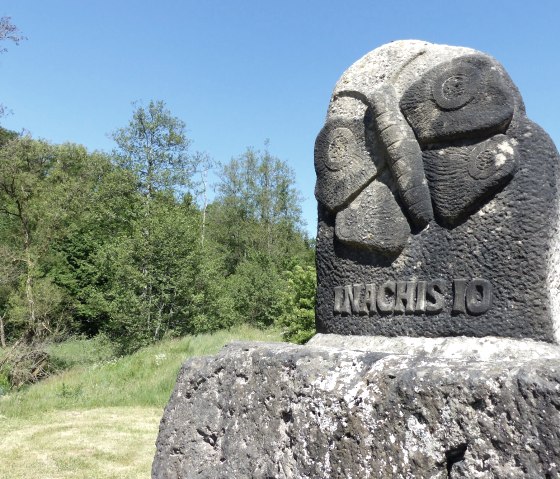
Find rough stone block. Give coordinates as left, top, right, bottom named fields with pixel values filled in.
left=152, top=340, right=560, bottom=478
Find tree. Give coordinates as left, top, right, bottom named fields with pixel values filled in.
left=0, top=137, right=55, bottom=342
left=91, top=101, right=208, bottom=351
left=112, top=100, right=194, bottom=199
left=205, top=145, right=314, bottom=327
left=92, top=195, right=203, bottom=352
left=0, top=17, right=25, bottom=53
left=0, top=17, right=25, bottom=119
left=190, top=151, right=214, bottom=246
left=46, top=151, right=139, bottom=337
left=0, top=136, right=112, bottom=343
left=212, top=145, right=308, bottom=273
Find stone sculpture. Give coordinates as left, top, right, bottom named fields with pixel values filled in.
left=315, top=40, right=560, bottom=342
left=152, top=41, right=560, bottom=478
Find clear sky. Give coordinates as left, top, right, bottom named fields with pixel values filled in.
left=0, top=0, right=559, bottom=237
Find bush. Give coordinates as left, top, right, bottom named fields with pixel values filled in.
left=227, top=257, right=284, bottom=328
left=276, top=265, right=316, bottom=344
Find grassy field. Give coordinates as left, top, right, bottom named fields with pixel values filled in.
left=0, top=407, right=162, bottom=479
left=0, top=326, right=282, bottom=479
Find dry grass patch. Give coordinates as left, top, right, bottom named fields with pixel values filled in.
left=0, top=407, right=162, bottom=479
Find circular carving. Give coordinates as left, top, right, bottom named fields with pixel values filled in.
left=432, top=64, right=481, bottom=111
left=468, top=136, right=510, bottom=180
left=324, top=127, right=356, bottom=171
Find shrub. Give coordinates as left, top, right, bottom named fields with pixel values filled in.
left=276, top=265, right=316, bottom=344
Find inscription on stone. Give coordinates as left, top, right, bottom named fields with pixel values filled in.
left=334, top=279, right=492, bottom=316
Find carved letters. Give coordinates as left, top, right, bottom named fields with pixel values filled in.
left=334, top=279, right=492, bottom=316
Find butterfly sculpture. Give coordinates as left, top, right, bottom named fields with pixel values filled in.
left=315, top=53, right=518, bottom=256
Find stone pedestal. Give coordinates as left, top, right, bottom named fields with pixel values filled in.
left=152, top=338, right=560, bottom=478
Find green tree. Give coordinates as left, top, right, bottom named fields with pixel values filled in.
left=47, top=154, right=139, bottom=336
left=0, top=128, right=19, bottom=346
left=84, top=101, right=208, bottom=351
left=206, top=145, right=314, bottom=328
left=0, top=127, right=18, bottom=145
left=92, top=195, right=203, bottom=352
left=0, top=137, right=57, bottom=342
left=212, top=145, right=309, bottom=273
left=0, top=136, right=111, bottom=343
left=112, top=100, right=194, bottom=198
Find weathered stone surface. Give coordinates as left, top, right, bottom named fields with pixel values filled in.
left=308, top=333, right=560, bottom=362
left=335, top=178, right=410, bottom=255
left=423, top=134, right=517, bottom=225
left=400, top=54, right=515, bottom=144
left=153, top=340, right=560, bottom=478
left=314, top=116, right=377, bottom=212
left=315, top=40, right=560, bottom=342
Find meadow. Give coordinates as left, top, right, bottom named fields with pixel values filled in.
left=0, top=326, right=282, bottom=479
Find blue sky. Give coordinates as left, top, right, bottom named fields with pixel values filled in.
left=0, top=0, right=559, bottom=236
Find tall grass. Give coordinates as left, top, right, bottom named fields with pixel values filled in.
left=47, top=334, right=117, bottom=369
left=0, top=325, right=282, bottom=419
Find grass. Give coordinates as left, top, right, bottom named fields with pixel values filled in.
left=47, top=334, right=117, bottom=370
left=0, top=324, right=282, bottom=419
left=0, top=325, right=282, bottom=479
left=0, top=407, right=162, bottom=479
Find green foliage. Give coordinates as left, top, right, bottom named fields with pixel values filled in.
left=91, top=196, right=204, bottom=352
left=212, top=145, right=309, bottom=273
left=111, top=100, right=194, bottom=197
left=225, top=256, right=282, bottom=327
left=205, top=146, right=315, bottom=332
left=74, top=101, right=213, bottom=353
left=0, top=101, right=315, bottom=364
left=187, top=253, right=239, bottom=333
left=49, top=162, right=140, bottom=336
left=0, top=126, right=17, bottom=145
left=6, top=278, right=71, bottom=339
left=276, top=264, right=317, bottom=343
left=0, top=137, right=91, bottom=341
left=0, top=137, right=135, bottom=344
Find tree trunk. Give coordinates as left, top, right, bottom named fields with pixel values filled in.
left=24, top=237, right=37, bottom=341
left=201, top=168, right=208, bottom=247
left=20, top=215, right=38, bottom=343
left=15, top=197, right=38, bottom=343
left=142, top=195, right=153, bottom=332
left=0, top=313, right=6, bottom=348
